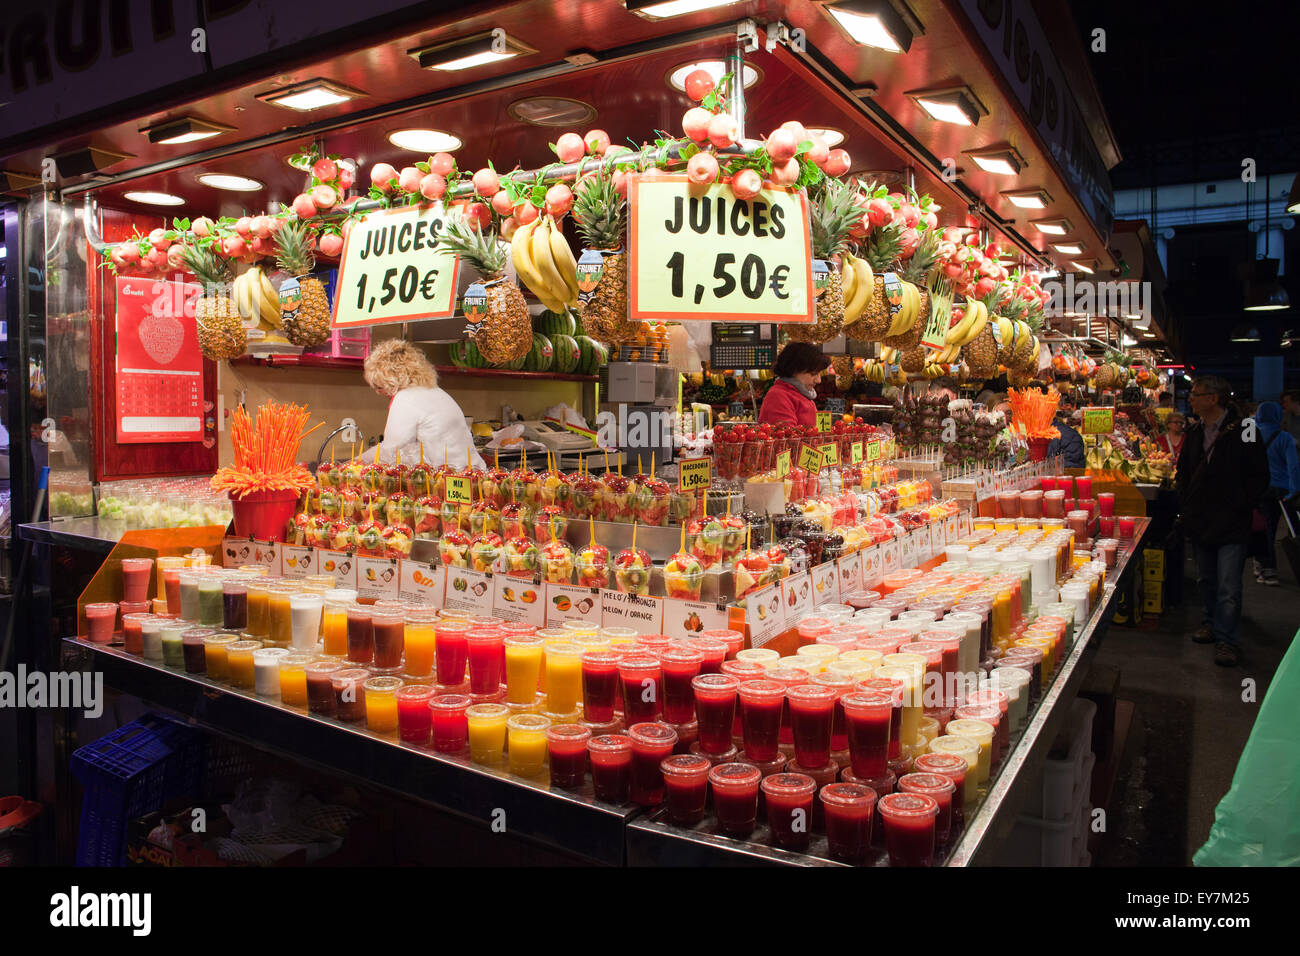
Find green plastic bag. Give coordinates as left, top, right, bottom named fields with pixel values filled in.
left=1194, top=629, right=1300, bottom=866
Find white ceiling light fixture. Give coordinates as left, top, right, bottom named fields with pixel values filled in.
left=823, top=0, right=919, bottom=53
left=1052, top=242, right=1084, bottom=255
left=668, top=61, right=760, bottom=93
left=388, top=129, right=464, bottom=152
left=123, top=191, right=185, bottom=206
left=197, top=173, right=264, bottom=192
left=258, top=79, right=363, bottom=111
left=1031, top=218, right=1072, bottom=236
left=624, top=0, right=742, bottom=19
left=1071, top=261, right=1095, bottom=274
left=143, top=117, right=232, bottom=145
left=908, top=86, right=986, bottom=126
left=409, top=31, right=536, bottom=72
left=965, top=145, right=1026, bottom=176
left=806, top=128, right=845, bottom=148
left=508, top=96, right=598, bottom=128
left=1002, top=188, right=1052, bottom=209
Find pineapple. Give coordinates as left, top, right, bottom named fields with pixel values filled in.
left=183, top=244, right=245, bottom=360
left=438, top=213, right=531, bottom=366
left=964, top=290, right=1000, bottom=378
left=786, top=178, right=862, bottom=344
left=573, top=170, right=635, bottom=344
left=275, top=220, right=332, bottom=347
left=1013, top=312, right=1044, bottom=372
left=886, top=227, right=940, bottom=358
left=844, top=218, right=902, bottom=340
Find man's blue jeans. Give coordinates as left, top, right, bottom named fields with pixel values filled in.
left=1193, top=541, right=1246, bottom=647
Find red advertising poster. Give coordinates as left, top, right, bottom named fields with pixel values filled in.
left=115, top=275, right=205, bottom=443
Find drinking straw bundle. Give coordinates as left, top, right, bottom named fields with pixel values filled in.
left=1007, top=388, right=1061, bottom=440
left=211, top=402, right=322, bottom=498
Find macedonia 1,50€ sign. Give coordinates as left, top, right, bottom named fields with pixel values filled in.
left=332, top=203, right=461, bottom=328
left=628, top=174, right=814, bottom=324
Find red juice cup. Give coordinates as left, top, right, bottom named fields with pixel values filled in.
left=996, top=491, right=1021, bottom=519
left=84, top=603, right=118, bottom=644
left=163, top=569, right=182, bottom=615
left=660, top=753, right=711, bottom=825
left=811, top=672, right=855, bottom=752
left=635, top=634, right=673, bottom=654
left=1099, top=515, right=1116, bottom=537
left=120, top=558, right=153, bottom=605
left=1118, top=515, right=1136, bottom=539
left=581, top=650, right=622, bottom=723
left=1043, top=491, right=1065, bottom=519
left=619, top=655, right=663, bottom=725
left=466, top=628, right=505, bottom=694
left=1020, top=490, right=1043, bottom=519
left=660, top=645, right=704, bottom=724
left=370, top=611, right=406, bottom=672
left=820, top=782, right=877, bottom=864
left=345, top=606, right=375, bottom=665
left=692, top=674, right=740, bottom=754
left=627, top=722, right=678, bottom=806
left=430, top=694, right=471, bottom=753
left=396, top=684, right=435, bottom=744
left=859, top=676, right=904, bottom=758
left=878, top=791, right=940, bottom=866
left=768, top=665, right=810, bottom=745
left=1075, top=474, right=1093, bottom=499
left=899, top=772, right=956, bottom=845
left=786, top=684, right=837, bottom=769
left=588, top=734, right=634, bottom=803
left=721, top=659, right=767, bottom=739
left=547, top=723, right=592, bottom=789
left=913, top=752, right=969, bottom=830
left=1097, top=492, right=1115, bottom=517
left=331, top=668, right=371, bottom=722
left=685, top=637, right=728, bottom=675
left=842, top=690, right=894, bottom=779
left=737, top=680, right=786, bottom=762
left=435, top=620, right=471, bottom=685
left=762, top=772, right=817, bottom=851
left=701, top=628, right=745, bottom=660
left=180, top=627, right=213, bottom=673
left=709, top=762, right=763, bottom=837
left=304, top=661, right=343, bottom=716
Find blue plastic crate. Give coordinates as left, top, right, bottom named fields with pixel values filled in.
left=71, top=714, right=205, bottom=867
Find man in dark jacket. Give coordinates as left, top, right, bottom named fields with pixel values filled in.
left=1177, top=376, right=1270, bottom=666
left=1046, top=393, right=1086, bottom=468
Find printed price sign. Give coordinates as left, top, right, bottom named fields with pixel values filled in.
left=1081, top=407, right=1115, bottom=434
left=445, top=567, right=492, bottom=613
left=781, top=570, right=813, bottom=622
left=867, top=440, right=882, bottom=462
left=678, top=457, right=712, bottom=492
left=861, top=545, right=883, bottom=589
left=356, top=556, right=400, bottom=601
left=399, top=559, right=445, bottom=605
left=930, top=521, right=946, bottom=554
left=281, top=545, right=314, bottom=579
left=811, top=562, right=840, bottom=607
left=545, top=583, right=602, bottom=628
left=493, top=574, right=546, bottom=627
left=945, top=514, right=959, bottom=543
left=775, top=450, right=791, bottom=478
left=662, top=598, right=730, bottom=642
left=959, top=511, right=972, bottom=536
left=820, top=443, right=839, bottom=467
left=816, top=411, right=833, bottom=432
left=332, top=203, right=460, bottom=328
left=837, top=552, right=862, bottom=595
left=851, top=442, right=864, bottom=464
left=882, top=537, right=901, bottom=574
left=799, top=445, right=823, bottom=474
left=445, top=476, right=473, bottom=505
left=600, top=590, right=664, bottom=635
left=248, top=539, right=280, bottom=575
left=921, top=292, right=950, bottom=352
left=316, top=549, right=357, bottom=589
left=901, top=530, right=918, bottom=566
left=628, top=175, right=814, bottom=323
left=221, top=537, right=253, bottom=568
left=744, top=581, right=786, bottom=648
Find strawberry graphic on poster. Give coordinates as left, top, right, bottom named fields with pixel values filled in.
left=115, top=275, right=205, bottom=443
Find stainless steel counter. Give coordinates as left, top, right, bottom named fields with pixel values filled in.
left=19, top=517, right=130, bottom=554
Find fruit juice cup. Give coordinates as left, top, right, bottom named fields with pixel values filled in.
left=580, top=650, right=622, bottom=723
left=459, top=702, right=507, bottom=764
left=391, top=684, right=435, bottom=743
left=358, top=676, right=401, bottom=735
left=544, top=643, right=584, bottom=715
left=1000, top=648, right=1042, bottom=701
left=120, top=557, right=153, bottom=605
left=546, top=723, right=593, bottom=789
left=720, top=659, right=766, bottom=738
left=84, top=603, right=118, bottom=644
left=198, top=632, right=235, bottom=679
left=1117, top=515, right=1137, bottom=539
left=737, top=679, right=785, bottom=762
left=177, top=572, right=202, bottom=621
left=927, top=734, right=981, bottom=805
left=583, top=734, right=632, bottom=802
left=158, top=621, right=188, bottom=668
left=399, top=608, right=437, bottom=679
left=943, top=719, right=994, bottom=784
left=795, top=644, right=840, bottom=673
left=1096, top=491, right=1116, bottom=518
left=245, top=580, right=272, bottom=638
left=267, top=584, right=295, bottom=644
left=709, top=762, right=763, bottom=837
left=220, top=578, right=248, bottom=631
left=735, top=648, right=780, bottom=668
left=786, top=683, right=837, bottom=769
left=1066, top=509, right=1089, bottom=539
left=505, top=633, right=545, bottom=706
left=820, top=783, right=877, bottom=864
left=320, top=596, right=353, bottom=657
left=657, top=754, right=710, bottom=825
left=763, top=772, right=817, bottom=851
left=691, top=674, right=740, bottom=754
left=160, top=566, right=183, bottom=615
left=1097, top=537, right=1119, bottom=568
left=223, top=640, right=259, bottom=689
left=338, top=605, right=373, bottom=664
left=878, top=792, right=940, bottom=866
left=627, top=722, right=678, bottom=805
left=429, top=694, right=470, bottom=752
left=659, top=646, right=704, bottom=724
left=832, top=649, right=884, bottom=675
left=1043, top=491, right=1065, bottom=519
left=686, top=638, right=728, bottom=675
left=462, top=627, right=503, bottom=694
left=178, top=626, right=211, bottom=672
left=903, top=640, right=944, bottom=684
left=302, top=660, right=342, bottom=715
left=619, top=654, right=663, bottom=725
left=842, top=690, right=894, bottom=778
left=989, top=667, right=1030, bottom=731
left=996, top=491, right=1021, bottom=519
left=435, top=620, right=470, bottom=686
left=899, top=771, right=956, bottom=845
left=327, top=668, right=369, bottom=720
left=282, top=592, right=321, bottom=654
left=506, top=713, right=551, bottom=777
left=1072, top=473, right=1092, bottom=500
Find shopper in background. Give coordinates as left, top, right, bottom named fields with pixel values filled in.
left=1177, top=376, right=1270, bottom=666
left=1155, top=412, right=1186, bottom=459
left=1281, top=391, right=1300, bottom=448
left=1046, top=392, right=1086, bottom=468
left=759, top=342, right=825, bottom=428
left=1249, top=401, right=1300, bottom=587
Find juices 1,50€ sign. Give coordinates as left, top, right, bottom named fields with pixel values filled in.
left=332, top=203, right=461, bottom=328
left=628, top=174, right=814, bottom=324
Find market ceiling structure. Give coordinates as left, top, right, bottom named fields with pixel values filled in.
left=0, top=0, right=1119, bottom=279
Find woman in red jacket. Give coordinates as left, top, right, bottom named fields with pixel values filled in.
left=759, top=342, right=826, bottom=428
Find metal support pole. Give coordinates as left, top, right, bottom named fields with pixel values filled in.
left=726, top=41, right=747, bottom=141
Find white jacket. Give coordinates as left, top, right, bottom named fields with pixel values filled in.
left=361, top=386, right=487, bottom=470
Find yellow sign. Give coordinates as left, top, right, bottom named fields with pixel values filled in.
left=677, top=456, right=712, bottom=492
left=799, top=444, right=823, bottom=474
left=820, top=443, right=838, bottom=467
left=776, top=450, right=791, bottom=478
left=333, top=203, right=460, bottom=328
left=627, top=174, right=814, bottom=323
left=867, top=440, right=882, bottom=462
left=816, top=411, right=833, bottom=432
left=1081, top=407, right=1115, bottom=435
left=851, top=442, right=864, bottom=464
left=445, top=475, right=473, bottom=505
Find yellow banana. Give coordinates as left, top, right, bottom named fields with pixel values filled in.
left=258, top=270, right=282, bottom=328
left=845, top=256, right=872, bottom=323
left=841, top=252, right=857, bottom=308
left=531, top=218, right=568, bottom=307
left=233, top=271, right=252, bottom=321
left=547, top=217, right=581, bottom=305
left=958, top=300, right=989, bottom=346
left=511, top=219, right=561, bottom=310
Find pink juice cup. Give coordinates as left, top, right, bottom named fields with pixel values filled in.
left=737, top=680, right=786, bottom=762
left=581, top=650, right=622, bottom=724
left=1097, top=492, right=1116, bottom=517
left=84, top=603, right=118, bottom=644
left=120, top=558, right=153, bottom=605
left=588, top=734, right=634, bottom=803
left=620, top=655, right=664, bottom=725
left=899, top=772, right=957, bottom=845
left=709, top=762, right=763, bottom=837
left=466, top=628, right=505, bottom=694
left=858, top=677, right=904, bottom=758
left=692, top=674, right=740, bottom=754
left=1075, top=475, right=1093, bottom=499
left=842, top=690, right=894, bottom=779
left=811, top=671, right=856, bottom=752
left=700, top=628, right=745, bottom=660
left=913, top=752, right=969, bottom=830
left=763, top=772, right=817, bottom=852
left=660, top=646, right=705, bottom=724
left=661, top=753, right=711, bottom=825
left=820, top=782, right=878, bottom=864
left=786, top=684, right=837, bottom=769
left=1118, top=515, right=1137, bottom=539
left=720, top=659, right=767, bottom=739
left=686, top=638, right=728, bottom=675
left=396, top=685, right=435, bottom=744
left=878, top=791, right=940, bottom=867
left=430, top=694, right=471, bottom=753
left=1099, top=515, right=1116, bottom=537
left=547, top=723, right=593, bottom=790
left=628, top=722, right=678, bottom=806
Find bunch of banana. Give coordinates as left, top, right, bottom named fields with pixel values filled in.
left=511, top=216, right=579, bottom=312
left=840, top=251, right=874, bottom=325
left=992, top=314, right=1018, bottom=363
left=233, top=266, right=281, bottom=329
left=862, top=360, right=886, bottom=383
left=944, top=299, right=989, bottom=346
left=884, top=281, right=921, bottom=336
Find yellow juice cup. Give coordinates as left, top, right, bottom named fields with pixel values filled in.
left=504, top=634, right=545, bottom=705
left=268, top=585, right=294, bottom=645
left=278, top=654, right=312, bottom=707
left=1016, top=636, right=1056, bottom=678
left=322, top=598, right=351, bottom=657
left=877, top=660, right=923, bottom=743
left=562, top=620, right=599, bottom=638
left=466, top=703, right=509, bottom=764
left=239, top=564, right=269, bottom=576
left=945, top=718, right=994, bottom=784
left=507, top=714, right=551, bottom=777
left=364, top=676, right=402, bottom=734
left=202, top=634, right=238, bottom=681
left=600, top=626, right=639, bottom=647
left=225, top=640, right=260, bottom=689
left=246, top=582, right=272, bottom=638
left=544, top=643, right=583, bottom=714
left=928, top=734, right=981, bottom=804
left=403, top=609, right=438, bottom=679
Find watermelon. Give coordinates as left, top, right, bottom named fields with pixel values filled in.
left=537, top=309, right=577, bottom=337
left=524, top=333, right=554, bottom=372
left=503, top=351, right=527, bottom=371
left=551, top=334, right=581, bottom=374
left=448, top=341, right=465, bottom=368
left=465, top=339, right=486, bottom=368
left=575, top=335, right=608, bottom=375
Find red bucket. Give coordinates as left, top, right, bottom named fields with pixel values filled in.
left=230, top=490, right=299, bottom=541
left=1027, top=437, right=1052, bottom=462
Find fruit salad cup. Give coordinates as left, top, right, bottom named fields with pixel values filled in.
left=715, top=440, right=741, bottom=481
left=405, top=463, right=434, bottom=498
left=764, top=544, right=791, bottom=582
left=479, top=466, right=509, bottom=507
left=316, top=461, right=340, bottom=489
left=508, top=468, right=538, bottom=507
left=470, top=532, right=504, bottom=573
left=721, top=515, right=747, bottom=566
left=633, top=477, right=671, bottom=526
left=414, top=496, right=441, bottom=538
left=430, top=464, right=454, bottom=500
left=363, top=487, right=388, bottom=517
left=289, top=511, right=311, bottom=546
left=664, top=551, right=705, bottom=600
left=361, top=462, right=386, bottom=496
left=339, top=488, right=361, bottom=521
left=385, top=493, right=410, bottom=528
left=355, top=520, right=385, bottom=557
left=330, top=520, right=356, bottom=552
left=439, top=528, right=472, bottom=568
left=384, top=463, right=406, bottom=497
left=383, top=523, right=413, bottom=559
left=689, top=516, right=726, bottom=570
left=441, top=498, right=473, bottom=531
left=503, top=536, right=539, bottom=574
left=500, top=502, right=532, bottom=540
left=539, top=539, right=576, bottom=584
left=733, top=550, right=772, bottom=600
left=614, top=548, right=653, bottom=595
left=469, top=501, right=500, bottom=536
left=307, top=515, right=332, bottom=549
left=669, top=489, right=697, bottom=524
left=533, top=505, right=567, bottom=542
left=342, top=459, right=365, bottom=491
left=576, top=544, right=610, bottom=588
left=537, top=468, right=567, bottom=508
left=601, top=474, right=634, bottom=523
left=567, top=473, right=601, bottom=519
left=318, top=487, right=342, bottom=519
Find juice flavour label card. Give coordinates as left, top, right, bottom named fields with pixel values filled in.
left=316, top=550, right=357, bottom=589
left=544, top=583, right=602, bottom=629
left=221, top=537, right=252, bottom=569
left=356, top=556, right=400, bottom=601
left=745, top=582, right=786, bottom=648
left=780, top=570, right=813, bottom=622
left=492, top=573, right=546, bottom=627
left=945, top=515, right=959, bottom=544
left=959, top=511, right=973, bottom=536
left=900, top=531, right=918, bottom=568
left=281, top=545, right=314, bottom=579
left=661, top=598, right=729, bottom=642
left=444, top=567, right=492, bottom=613
left=837, top=552, right=862, bottom=596
left=915, top=527, right=932, bottom=564
left=399, top=559, right=444, bottom=606
left=811, top=562, right=840, bottom=607
left=600, top=590, right=664, bottom=635
left=249, top=539, right=280, bottom=575
left=930, top=521, right=945, bottom=554
left=881, top=538, right=901, bottom=575
left=861, top=545, right=883, bottom=589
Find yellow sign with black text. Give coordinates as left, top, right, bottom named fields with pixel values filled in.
left=445, top=475, right=472, bottom=505
left=677, top=457, right=712, bottom=492
left=799, top=445, right=823, bottom=474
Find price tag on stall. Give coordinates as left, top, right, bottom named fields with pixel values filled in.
left=799, top=445, right=824, bottom=474
left=930, top=520, right=945, bottom=554
left=677, top=456, right=712, bottom=492
left=900, top=531, right=918, bottom=567
left=959, top=511, right=973, bottom=536
left=945, top=514, right=959, bottom=543
left=781, top=570, right=813, bottom=621
left=775, top=451, right=791, bottom=478
left=861, top=545, right=883, bottom=589
left=851, top=442, right=864, bottom=464
left=250, top=539, right=280, bottom=575
left=867, top=440, right=882, bottom=462
left=820, top=443, right=839, bottom=467
left=811, top=562, right=840, bottom=607
left=315, top=549, right=357, bottom=588
left=444, top=567, right=492, bottom=613
left=399, top=559, right=445, bottom=606
left=356, top=556, right=400, bottom=601
left=816, top=411, right=833, bottom=432
left=600, top=589, right=664, bottom=635
left=445, top=476, right=473, bottom=505
left=628, top=175, right=815, bottom=324
left=281, top=545, right=314, bottom=579
left=1081, top=407, right=1115, bottom=434
left=492, top=574, right=546, bottom=627
left=882, top=537, right=901, bottom=574
left=545, top=583, right=603, bottom=628
left=661, top=598, right=730, bottom=642
left=837, top=552, right=862, bottom=595
left=221, top=537, right=253, bottom=568
left=744, top=582, right=787, bottom=649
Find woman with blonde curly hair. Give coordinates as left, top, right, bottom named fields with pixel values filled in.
left=360, top=339, right=486, bottom=469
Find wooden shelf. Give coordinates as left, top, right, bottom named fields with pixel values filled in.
left=230, top=354, right=364, bottom=369
left=434, top=365, right=597, bottom=382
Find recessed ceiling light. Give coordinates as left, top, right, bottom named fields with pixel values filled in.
left=625, top=0, right=742, bottom=18
left=1031, top=218, right=1071, bottom=235
left=806, top=128, right=845, bottom=148
left=1141, top=332, right=1156, bottom=338
left=197, top=173, right=263, bottom=192
left=823, top=0, right=918, bottom=53
left=123, top=191, right=185, bottom=206
left=143, top=117, right=232, bottom=145
left=966, top=145, right=1025, bottom=176
left=908, top=86, right=985, bottom=126
left=258, top=79, right=363, bottom=111
left=388, top=129, right=464, bottom=152
left=1002, top=188, right=1052, bottom=209
left=1071, top=261, right=1094, bottom=274
left=409, top=31, right=536, bottom=71
left=1052, top=242, right=1083, bottom=255
left=668, top=61, right=760, bottom=94
left=507, top=96, right=598, bottom=128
